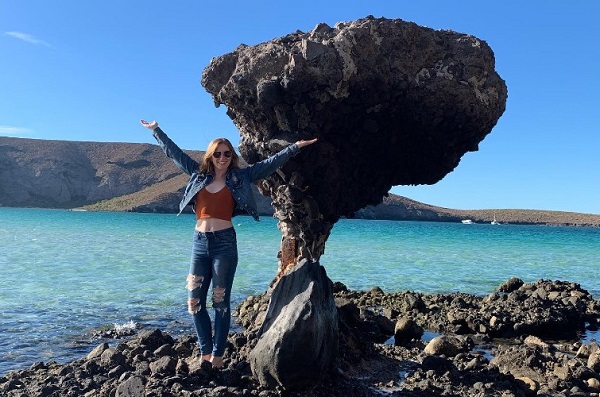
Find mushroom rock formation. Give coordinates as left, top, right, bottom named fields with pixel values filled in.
left=202, top=16, right=507, bottom=272
left=201, top=16, right=507, bottom=389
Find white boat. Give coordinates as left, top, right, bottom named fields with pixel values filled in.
left=491, top=213, right=499, bottom=225
left=461, top=219, right=473, bottom=224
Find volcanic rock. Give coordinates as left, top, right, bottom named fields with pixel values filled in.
left=394, top=317, right=424, bottom=346
left=201, top=15, right=507, bottom=263
left=2, top=278, right=600, bottom=396
left=423, top=335, right=470, bottom=357
left=250, top=259, right=338, bottom=389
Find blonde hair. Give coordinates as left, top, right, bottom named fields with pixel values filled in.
left=199, top=137, right=239, bottom=174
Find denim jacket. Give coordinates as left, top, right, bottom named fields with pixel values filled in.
left=152, top=127, right=300, bottom=220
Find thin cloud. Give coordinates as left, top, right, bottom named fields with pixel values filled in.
left=4, top=31, right=53, bottom=48
left=0, top=125, right=34, bottom=137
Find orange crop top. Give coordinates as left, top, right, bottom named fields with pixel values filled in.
left=195, top=187, right=235, bottom=221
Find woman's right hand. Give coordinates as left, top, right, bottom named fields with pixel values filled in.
left=140, top=119, right=158, bottom=130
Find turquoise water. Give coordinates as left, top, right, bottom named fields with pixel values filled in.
left=1, top=208, right=599, bottom=375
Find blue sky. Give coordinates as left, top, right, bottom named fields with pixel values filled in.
left=1, top=1, right=599, bottom=214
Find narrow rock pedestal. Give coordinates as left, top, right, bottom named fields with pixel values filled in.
left=250, top=259, right=338, bottom=390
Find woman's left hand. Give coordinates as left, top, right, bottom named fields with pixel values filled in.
left=296, top=138, right=318, bottom=149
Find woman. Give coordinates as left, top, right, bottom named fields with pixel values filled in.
left=140, top=119, right=317, bottom=368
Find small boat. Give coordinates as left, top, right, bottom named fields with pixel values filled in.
left=461, top=219, right=473, bottom=224
left=491, top=213, right=500, bottom=225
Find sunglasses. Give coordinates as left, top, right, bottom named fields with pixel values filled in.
left=213, top=150, right=232, bottom=159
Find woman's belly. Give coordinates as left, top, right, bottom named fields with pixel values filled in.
left=195, top=218, right=233, bottom=232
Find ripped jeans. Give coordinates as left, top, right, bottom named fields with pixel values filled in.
left=186, top=227, right=238, bottom=357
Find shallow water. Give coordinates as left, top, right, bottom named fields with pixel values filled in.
left=1, top=208, right=599, bottom=375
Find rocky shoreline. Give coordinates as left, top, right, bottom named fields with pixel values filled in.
left=2, top=278, right=600, bottom=397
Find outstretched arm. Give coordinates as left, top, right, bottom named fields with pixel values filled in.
left=140, top=119, right=199, bottom=175
left=247, top=137, right=318, bottom=182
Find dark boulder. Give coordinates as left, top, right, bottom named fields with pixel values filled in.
left=249, top=259, right=338, bottom=389
left=115, top=375, right=145, bottom=397
left=394, top=317, right=424, bottom=346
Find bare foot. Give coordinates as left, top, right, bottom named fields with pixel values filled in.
left=210, top=355, right=224, bottom=368
left=200, top=354, right=212, bottom=369
left=200, top=354, right=212, bottom=362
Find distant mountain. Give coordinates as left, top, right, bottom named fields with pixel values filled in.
left=354, top=195, right=600, bottom=227
left=1, top=136, right=599, bottom=227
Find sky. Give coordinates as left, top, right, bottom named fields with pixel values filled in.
left=1, top=1, right=599, bottom=215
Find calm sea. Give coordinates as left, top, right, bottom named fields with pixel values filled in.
left=1, top=208, right=599, bottom=375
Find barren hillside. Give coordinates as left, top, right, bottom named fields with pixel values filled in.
left=2, top=136, right=599, bottom=227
